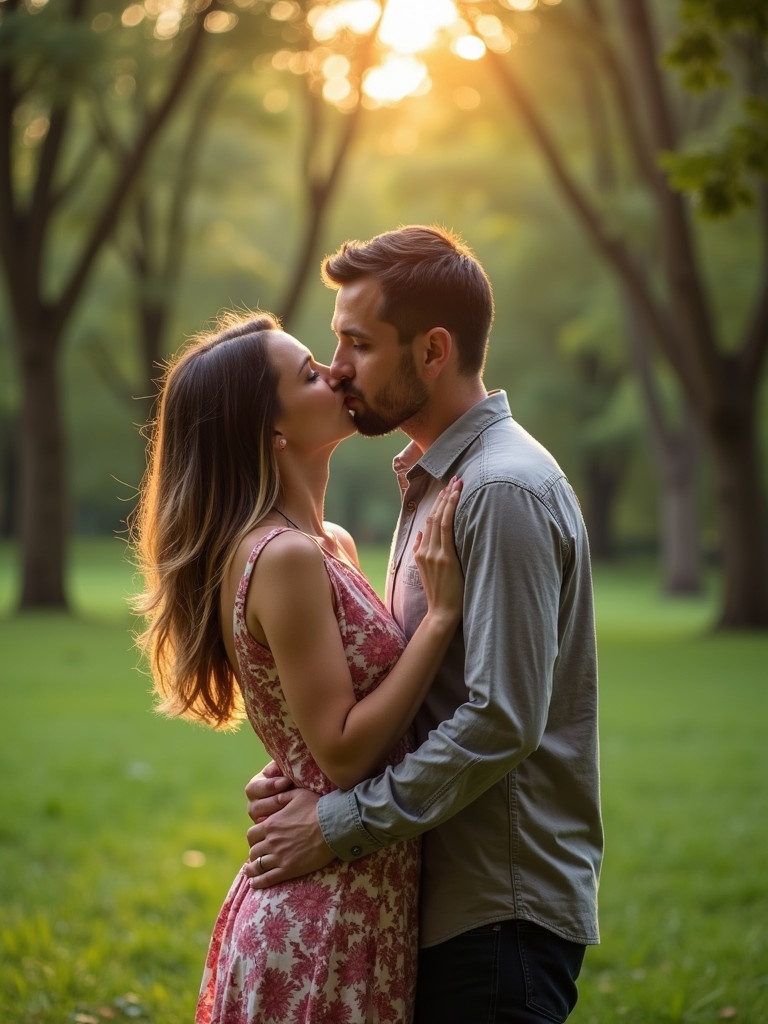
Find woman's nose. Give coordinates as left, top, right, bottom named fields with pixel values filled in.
left=316, top=362, right=335, bottom=385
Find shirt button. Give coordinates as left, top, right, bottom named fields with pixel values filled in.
left=350, top=845, right=362, bottom=857
left=406, top=500, right=416, bottom=512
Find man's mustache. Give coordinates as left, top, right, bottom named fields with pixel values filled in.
left=335, top=379, right=362, bottom=400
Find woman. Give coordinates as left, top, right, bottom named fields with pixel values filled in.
left=132, top=311, right=463, bottom=1023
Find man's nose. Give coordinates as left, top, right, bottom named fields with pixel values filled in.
left=330, top=352, right=354, bottom=386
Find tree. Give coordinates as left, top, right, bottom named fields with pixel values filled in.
left=85, top=0, right=383, bottom=466
left=576, top=36, right=702, bottom=590
left=0, top=0, right=228, bottom=609
left=84, top=72, right=229, bottom=427
left=459, top=0, right=768, bottom=627
left=275, top=8, right=383, bottom=328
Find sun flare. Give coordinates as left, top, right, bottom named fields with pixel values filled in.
left=363, top=54, right=431, bottom=104
left=368, top=0, right=463, bottom=105
left=305, top=0, right=514, bottom=106
left=378, top=0, right=458, bottom=55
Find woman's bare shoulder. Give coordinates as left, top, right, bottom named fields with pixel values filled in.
left=324, top=521, right=359, bottom=567
left=234, top=525, right=323, bottom=580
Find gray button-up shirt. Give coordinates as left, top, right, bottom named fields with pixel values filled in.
left=318, top=391, right=602, bottom=947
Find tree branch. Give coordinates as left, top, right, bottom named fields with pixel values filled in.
left=579, top=0, right=667, bottom=199
left=473, top=29, right=686, bottom=385
left=619, top=0, right=721, bottom=409
left=277, top=15, right=381, bottom=325
left=54, top=1, right=219, bottom=335
left=24, top=0, right=89, bottom=283
left=82, top=335, right=136, bottom=407
left=160, top=73, right=226, bottom=296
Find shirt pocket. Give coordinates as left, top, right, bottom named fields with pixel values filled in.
left=402, top=563, right=423, bottom=590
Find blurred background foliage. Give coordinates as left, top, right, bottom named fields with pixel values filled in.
left=0, top=0, right=767, bottom=625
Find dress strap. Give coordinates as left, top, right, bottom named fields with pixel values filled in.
left=232, top=527, right=293, bottom=631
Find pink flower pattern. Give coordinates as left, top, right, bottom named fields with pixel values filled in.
left=196, top=530, right=419, bottom=1024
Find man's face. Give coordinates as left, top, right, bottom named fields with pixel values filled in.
left=329, top=277, right=428, bottom=437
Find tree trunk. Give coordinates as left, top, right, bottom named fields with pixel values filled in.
left=17, top=333, right=68, bottom=609
left=0, top=412, right=17, bottom=538
left=582, top=457, right=620, bottom=561
left=0, top=4, right=218, bottom=611
left=622, top=286, right=703, bottom=595
left=657, top=423, right=701, bottom=594
left=707, top=402, right=768, bottom=627
left=476, top=0, right=767, bottom=625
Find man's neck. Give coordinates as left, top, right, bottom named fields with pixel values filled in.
left=403, top=380, right=489, bottom=452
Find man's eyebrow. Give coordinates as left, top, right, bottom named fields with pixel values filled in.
left=331, top=321, right=371, bottom=340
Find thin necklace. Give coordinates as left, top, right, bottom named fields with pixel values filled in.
left=274, top=508, right=342, bottom=557
left=275, top=508, right=302, bottom=531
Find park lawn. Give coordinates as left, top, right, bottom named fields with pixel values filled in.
left=0, top=542, right=766, bottom=1023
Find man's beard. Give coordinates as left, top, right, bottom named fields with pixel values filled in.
left=346, top=350, right=428, bottom=437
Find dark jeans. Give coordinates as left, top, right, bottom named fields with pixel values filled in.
left=414, top=919, right=586, bottom=1024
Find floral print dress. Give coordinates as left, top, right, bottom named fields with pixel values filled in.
left=196, top=529, right=420, bottom=1024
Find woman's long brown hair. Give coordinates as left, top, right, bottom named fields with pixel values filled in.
left=131, top=311, right=282, bottom=729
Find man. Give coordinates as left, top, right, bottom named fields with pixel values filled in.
left=244, top=225, right=602, bottom=1023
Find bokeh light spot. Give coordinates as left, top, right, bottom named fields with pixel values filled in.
left=264, top=88, right=290, bottom=113
left=452, top=34, right=486, bottom=60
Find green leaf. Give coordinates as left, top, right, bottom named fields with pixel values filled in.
left=663, top=28, right=731, bottom=93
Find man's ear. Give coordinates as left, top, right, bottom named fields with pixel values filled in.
left=419, top=327, right=453, bottom=379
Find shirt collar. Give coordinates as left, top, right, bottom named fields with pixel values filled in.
left=393, top=390, right=512, bottom=481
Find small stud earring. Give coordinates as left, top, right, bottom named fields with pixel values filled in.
left=278, top=438, right=287, bottom=449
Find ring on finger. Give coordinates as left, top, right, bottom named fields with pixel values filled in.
left=257, top=855, right=264, bottom=874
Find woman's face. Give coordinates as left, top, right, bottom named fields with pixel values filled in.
left=268, top=331, right=356, bottom=452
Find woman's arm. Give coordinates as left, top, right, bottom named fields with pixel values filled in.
left=249, top=481, right=463, bottom=790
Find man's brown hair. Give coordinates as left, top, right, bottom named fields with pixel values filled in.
left=322, top=225, right=494, bottom=376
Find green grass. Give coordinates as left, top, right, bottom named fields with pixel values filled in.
left=0, top=543, right=766, bottom=1023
